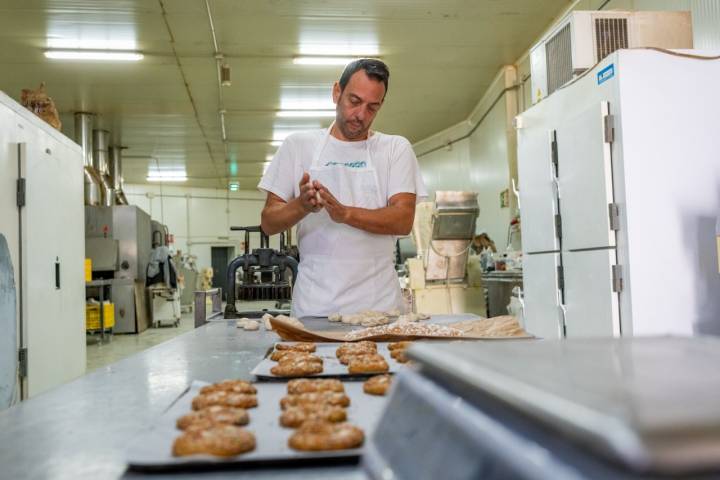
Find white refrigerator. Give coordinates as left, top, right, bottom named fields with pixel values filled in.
left=517, top=49, right=720, bottom=339
left=0, top=90, right=85, bottom=400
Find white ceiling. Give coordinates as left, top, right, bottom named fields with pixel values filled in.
left=0, top=0, right=571, bottom=189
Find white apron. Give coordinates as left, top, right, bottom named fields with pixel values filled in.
left=291, top=126, right=404, bottom=318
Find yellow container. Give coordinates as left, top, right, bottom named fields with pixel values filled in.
left=84, top=258, right=92, bottom=282
left=86, top=302, right=115, bottom=331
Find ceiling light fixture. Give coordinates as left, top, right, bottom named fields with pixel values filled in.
left=293, top=56, right=358, bottom=66
left=44, top=49, right=144, bottom=61
left=276, top=110, right=335, bottom=118
left=228, top=182, right=239, bottom=191
left=270, top=140, right=283, bottom=147
left=147, top=170, right=187, bottom=182
left=146, top=175, right=187, bottom=182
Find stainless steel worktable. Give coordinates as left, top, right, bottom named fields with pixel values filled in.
left=0, top=319, right=368, bottom=480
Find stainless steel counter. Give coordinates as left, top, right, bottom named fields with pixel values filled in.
left=0, top=320, right=367, bottom=480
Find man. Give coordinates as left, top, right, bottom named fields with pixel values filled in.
left=258, top=59, right=426, bottom=318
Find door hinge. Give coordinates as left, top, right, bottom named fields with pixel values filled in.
left=604, top=115, right=615, bottom=143
left=18, top=348, right=28, bottom=378
left=608, top=203, right=620, bottom=231
left=557, top=265, right=565, bottom=291
left=16, top=178, right=26, bottom=207
left=612, top=264, right=624, bottom=293
left=554, top=213, right=562, bottom=239
left=550, top=130, right=559, bottom=176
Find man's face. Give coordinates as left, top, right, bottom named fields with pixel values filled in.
left=332, top=70, right=385, bottom=140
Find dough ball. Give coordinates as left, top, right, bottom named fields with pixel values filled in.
left=243, top=320, right=260, bottom=331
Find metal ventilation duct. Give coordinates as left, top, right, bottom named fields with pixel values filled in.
left=110, top=146, right=128, bottom=205
left=74, top=112, right=102, bottom=206
left=93, top=130, right=114, bottom=206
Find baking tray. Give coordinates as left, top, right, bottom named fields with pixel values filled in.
left=251, top=342, right=405, bottom=379
left=126, top=379, right=387, bottom=471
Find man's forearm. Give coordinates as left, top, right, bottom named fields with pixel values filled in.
left=261, top=198, right=308, bottom=235
left=345, top=204, right=414, bottom=236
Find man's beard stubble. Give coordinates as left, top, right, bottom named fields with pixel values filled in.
left=335, top=113, right=369, bottom=141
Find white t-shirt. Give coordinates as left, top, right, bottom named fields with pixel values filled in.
left=258, top=129, right=427, bottom=205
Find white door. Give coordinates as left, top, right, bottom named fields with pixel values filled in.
left=17, top=116, right=85, bottom=397
left=0, top=103, right=19, bottom=406
left=556, top=101, right=616, bottom=251
left=522, top=252, right=563, bottom=339
left=563, top=249, right=621, bottom=338
left=518, top=128, right=559, bottom=253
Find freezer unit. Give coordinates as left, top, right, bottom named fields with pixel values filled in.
left=0, top=91, right=85, bottom=399
left=518, top=49, right=720, bottom=339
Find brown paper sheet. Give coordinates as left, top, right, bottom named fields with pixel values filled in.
left=270, top=315, right=533, bottom=343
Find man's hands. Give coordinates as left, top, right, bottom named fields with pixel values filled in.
left=314, top=180, right=350, bottom=224
left=299, top=173, right=322, bottom=213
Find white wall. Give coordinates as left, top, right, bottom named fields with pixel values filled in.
left=123, top=184, right=282, bottom=272
left=414, top=67, right=518, bottom=250
left=413, top=0, right=720, bottom=252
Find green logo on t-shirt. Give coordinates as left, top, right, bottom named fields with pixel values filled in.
left=324, top=161, right=367, bottom=168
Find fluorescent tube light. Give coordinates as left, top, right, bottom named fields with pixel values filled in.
left=146, top=175, right=187, bottom=182
left=293, top=56, right=357, bottom=66
left=276, top=110, right=335, bottom=118
left=228, top=182, right=240, bottom=191
left=44, top=49, right=144, bottom=61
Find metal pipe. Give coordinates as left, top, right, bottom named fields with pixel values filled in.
left=110, top=146, right=128, bottom=204
left=93, top=130, right=114, bottom=206
left=74, top=112, right=102, bottom=206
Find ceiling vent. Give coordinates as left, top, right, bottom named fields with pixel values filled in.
left=530, top=11, right=692, bottom=103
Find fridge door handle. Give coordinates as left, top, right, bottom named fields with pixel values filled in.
left=54, top=257, right=60, bottom=290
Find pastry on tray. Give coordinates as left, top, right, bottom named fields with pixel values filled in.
left=347, top=353, right=389, bottom=374
left=274, top=342, right=316, bottom=353
left=279, top=405, right=347, bottom=428
left=176, top=405, right=249, bottom=430
left=199, top=379, right=257, bottom=395
left=280, top=391, right=350, bottom=409
left=270, top=359, right=324, bottom=377
left=363, top=374, right=392, bottom=396
left=288, top=421, right=364, bottom=451
left=191, top=391, right=258, bottom=410
left=172, top=424, right=256, bottom=457
left=286, top=378, right=344, bottom=394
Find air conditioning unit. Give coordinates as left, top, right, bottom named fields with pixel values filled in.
left=530, top=10, right=692, bottom=104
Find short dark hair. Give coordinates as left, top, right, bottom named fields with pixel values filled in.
left=338, top=58, right=390, bottom=97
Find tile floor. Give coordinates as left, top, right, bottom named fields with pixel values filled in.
left=85, top=311, right=195, bottom=372
left=85, top=300, right=282, bottom=372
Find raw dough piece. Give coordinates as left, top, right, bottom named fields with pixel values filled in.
left=363, top=374, right=392, bottom=396
left=172, top=425, right=255, bottom=457
left=287, top=378, right=345, bottom=394
left=328, top=313, right=342, bottom=322
left=288, top=421, right=364, bottom=451
left=176, top=405, right=249, bottom=430
left=236, top=317, right=250, bottom=328
left=280, top=391, right=350, bottom=409
left=242, top=320, right=259, bottom=331
left=280, top=405, right=347, bottom=428
left=200, top=380, right=257, bottom=395
left=262, top=313, right=274, bottom=330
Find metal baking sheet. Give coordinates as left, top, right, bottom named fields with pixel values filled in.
left=126, top=379, right=387, bottom=471
left=251, top=342, right=405, bottom=379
